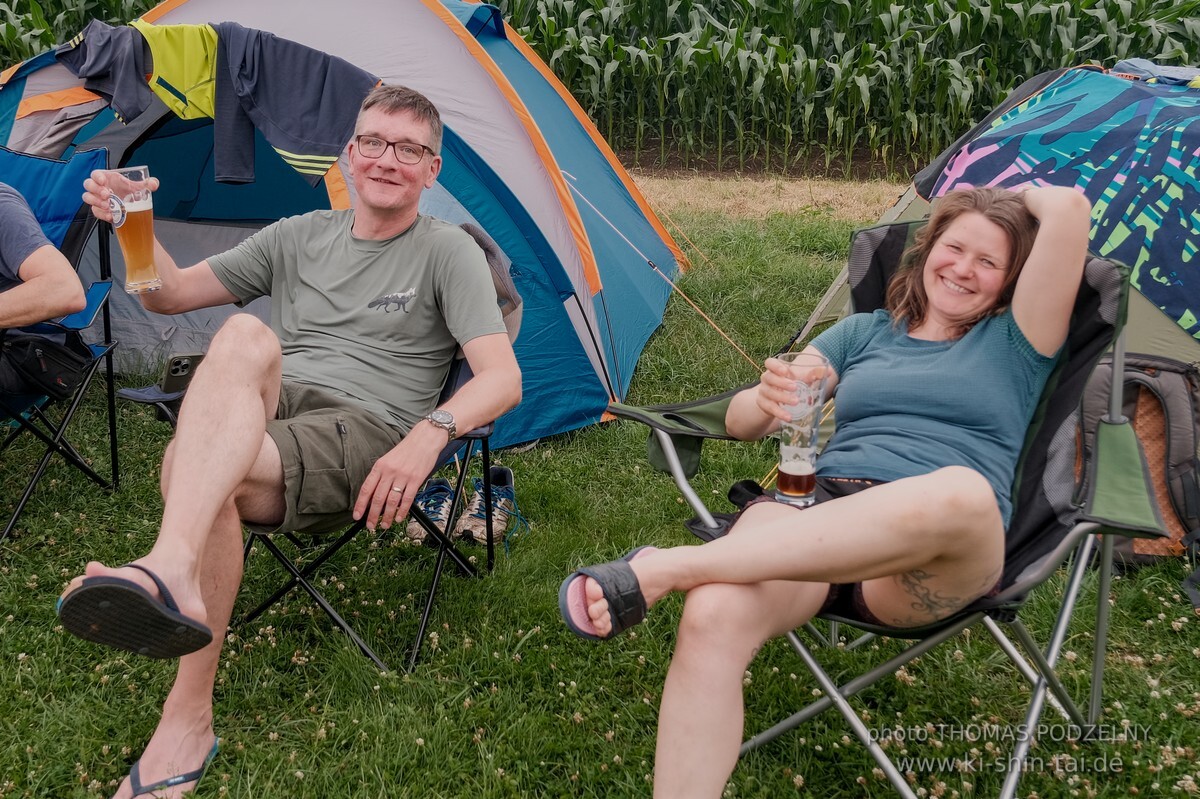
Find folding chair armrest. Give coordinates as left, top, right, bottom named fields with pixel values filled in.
left=1078, top=417, right=1170, bottom=540
left=460, top=422, right=494, bottom=440
left=609, top=388, right=747, bottom=481
left=21, top=281, right=112, bottom=334
left=116, top=385, right=187, bottom=405
left=607, top=385, right=747, bottom=439
left=115, top=384, right=186, bottom=427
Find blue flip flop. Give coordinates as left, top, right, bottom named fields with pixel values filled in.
left=558, top=546, right=657, bottom=641
left=129, top=736, right=219, bottom=797
left=56, top=563, right=212, bottom=659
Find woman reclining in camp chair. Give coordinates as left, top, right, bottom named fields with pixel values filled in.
left=559, top=185, right=1093, bottom=798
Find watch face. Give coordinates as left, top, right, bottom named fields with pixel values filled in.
left=430, top=410, right=453, bottom=425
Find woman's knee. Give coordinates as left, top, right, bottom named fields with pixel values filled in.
left=677, top=583, right=773, bottom=653
left=926, top=466, right=1000, bottom=521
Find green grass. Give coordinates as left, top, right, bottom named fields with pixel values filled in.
left=2, top=207, right=1198, bottom=797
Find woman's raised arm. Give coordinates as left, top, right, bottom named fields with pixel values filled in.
left=1010, top=186, right=1093, bottom=356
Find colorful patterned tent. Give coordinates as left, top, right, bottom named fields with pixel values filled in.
left=804, top=65, right=1200, bottom=363
left=0, top=0, right=686, bottom=449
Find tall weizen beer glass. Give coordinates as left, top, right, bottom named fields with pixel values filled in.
left=774, top=351, right=830, bottom=507
left=108, top=166, right=161, bottom=293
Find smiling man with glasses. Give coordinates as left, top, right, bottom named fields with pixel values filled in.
left=60, top=84, right=522, bottom=799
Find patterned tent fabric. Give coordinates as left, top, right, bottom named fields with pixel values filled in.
left=930, top=68, right=1200, bottom=343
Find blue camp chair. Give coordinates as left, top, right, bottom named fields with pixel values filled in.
left=608, top=219, right=1166, bottom=798
left=1, top=146, right=118, bottom=542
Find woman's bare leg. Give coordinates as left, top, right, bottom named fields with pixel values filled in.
left=582, top=466, right=1005, bottom=637
left=654, top=577, right=829, bottom=799
left=633, top=467, right=1006, bottom=797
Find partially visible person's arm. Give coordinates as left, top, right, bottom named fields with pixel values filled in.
left=353, top=332, right=522, bottom=530
left=1010, top=186, right=1093, bottom=356
left=0, top=245, right=86, bottom=328
left=727, top=345, right=839, bottom=441
left=82, top=170, right=237, bottom=314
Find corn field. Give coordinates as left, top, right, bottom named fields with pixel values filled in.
left=5, top=0, right=1200, bottom=174
left=497, top=0, right=1200, bottom=173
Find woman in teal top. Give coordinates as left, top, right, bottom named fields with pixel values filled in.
left=559, top=185, right=1093, bottom=798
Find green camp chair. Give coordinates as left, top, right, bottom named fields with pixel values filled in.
left=608, top=219, right=1167, bottom=799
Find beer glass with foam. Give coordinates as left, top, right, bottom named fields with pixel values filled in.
left=774, top=351, right=830, bottom=507
left=108, top=166, right=160, bottom=293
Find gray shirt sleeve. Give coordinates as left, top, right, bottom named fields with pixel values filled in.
left=0, top=184, right=53, bottom=291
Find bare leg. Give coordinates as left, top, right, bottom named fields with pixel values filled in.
left=655, top=576, right=829, bottom=799
left=583, top=466, right=1005, bottom=637
left=58, top=316, right=287, bottom=798
left=64, top=314, right=284, bottom=630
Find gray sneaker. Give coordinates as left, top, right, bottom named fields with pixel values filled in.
left=406, top=478, right=455, bottom=543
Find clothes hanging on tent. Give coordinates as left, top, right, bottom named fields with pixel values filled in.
left=56, top=20, right=155, bottom=124
left=213, top=22, right=379, bottom=185
left=129, top=20, right=219, bottom=120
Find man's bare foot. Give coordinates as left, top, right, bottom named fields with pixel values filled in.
left=64, top=560, right=207, bottom=627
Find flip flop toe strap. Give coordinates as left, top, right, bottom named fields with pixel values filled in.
left=578, top=559, right=646, bottom=636
left=123, top=562, right=182, bottom=613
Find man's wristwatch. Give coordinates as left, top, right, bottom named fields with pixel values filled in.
left=422, top=409, right=457, bottom=440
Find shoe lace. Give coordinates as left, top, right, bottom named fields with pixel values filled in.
left=465, top=477, right=530, bottom=554
left=416, top=482, right=454, bottom=522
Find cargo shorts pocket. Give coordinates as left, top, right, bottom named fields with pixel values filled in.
left=293, top=416, right=357, bottom=516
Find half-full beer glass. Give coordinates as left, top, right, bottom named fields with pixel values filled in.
left=774, top=351, right=830, bottom=507
left=108, top=166, right=160, bottom=293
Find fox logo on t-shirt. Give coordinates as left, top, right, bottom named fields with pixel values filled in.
left=368, top=288, right=417, bottom=313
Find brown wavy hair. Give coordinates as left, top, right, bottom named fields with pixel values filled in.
left=885, top=187, right=1038, bottom=338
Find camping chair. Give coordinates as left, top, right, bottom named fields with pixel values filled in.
left=1, top=146, right=118, bottom=543
left=239, top=356, right=502, bottom=673
left=608, top=219, right=1166, bottom=798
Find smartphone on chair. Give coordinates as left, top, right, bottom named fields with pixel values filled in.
left=160, top=352, right=205, bottom=395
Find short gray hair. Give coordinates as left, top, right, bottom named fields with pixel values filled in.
left=357, top=85, right=443, bottom=154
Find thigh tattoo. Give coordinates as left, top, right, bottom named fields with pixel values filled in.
left=897, top=569, right=970, bottom=622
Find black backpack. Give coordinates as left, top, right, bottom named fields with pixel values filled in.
left=1079, top=353, right=1200, bottom=611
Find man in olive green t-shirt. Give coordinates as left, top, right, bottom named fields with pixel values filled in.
left=58, top=86, right=522, bottom=798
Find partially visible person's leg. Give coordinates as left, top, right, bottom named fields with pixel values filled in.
left=654, top=572, right=829, bottom=799
left=648, top=469, right=1003, bottom=798
left=57, top=315, right=286, bottom=798
left=98, top=383, right=403, bottom=798
left=578, top=465, right=1005, bottom=639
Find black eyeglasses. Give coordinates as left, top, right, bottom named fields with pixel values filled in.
left=354, top=135, right=435, bottom=164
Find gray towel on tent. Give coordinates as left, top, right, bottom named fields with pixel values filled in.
left=212, top=22, right=379, bottom=186
left=1112, top=58, right=1200, bottom=85
left=56, top=19, right=155, bottom=124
